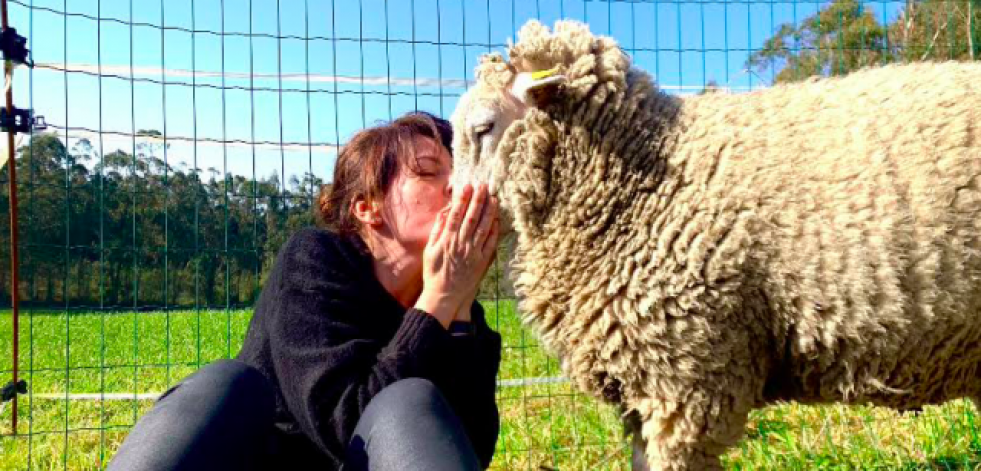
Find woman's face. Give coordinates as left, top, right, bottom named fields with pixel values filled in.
left=379, top=136, right=453, bottom=254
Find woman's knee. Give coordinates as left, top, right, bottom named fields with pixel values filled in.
left=107, top=359, right=275, bottom=471
left=353, top=377, right=459, bottom=443
left=363, top=378, right=447, bottom=424
left=376, top=378, right=443, bottom=405
left=177, top=359, right=273, bottom=414
left=153, top=359, right=274, bottom=428
left=348, top=378, right=480, bottom=471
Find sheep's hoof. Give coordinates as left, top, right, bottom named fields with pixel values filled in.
left=899, top=405, right=924, bottom=416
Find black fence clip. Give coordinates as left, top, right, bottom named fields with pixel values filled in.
left=1, top=380, right=27, bottom=403
left=0, top=106, right=46, bottom=134
left=0, top=27, right=32, bottom=67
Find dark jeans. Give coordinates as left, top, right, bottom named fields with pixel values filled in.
left=107, top=359, right=481, bottom=471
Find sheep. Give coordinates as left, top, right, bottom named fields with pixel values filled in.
left=448, top=19, right=981, bottom=471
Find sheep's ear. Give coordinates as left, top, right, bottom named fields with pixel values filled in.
left=511, top=67, right=566, bottom=108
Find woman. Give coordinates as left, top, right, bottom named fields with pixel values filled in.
left=108, top=112, right=503, bottom=471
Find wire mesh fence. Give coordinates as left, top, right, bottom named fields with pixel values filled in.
left=1, top=0, right=979, bottom=469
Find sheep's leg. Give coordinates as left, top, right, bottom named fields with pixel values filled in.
left=631, top=433, right=651, bottom=471
left=634, top=384, right=756, bottom=471
left=623, top=409, right=651, bottom=471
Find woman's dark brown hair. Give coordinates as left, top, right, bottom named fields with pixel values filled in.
left=317, top=111, right=453, bottom=236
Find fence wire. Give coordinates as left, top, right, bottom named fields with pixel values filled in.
left=1, top=0, right=980, bottom=470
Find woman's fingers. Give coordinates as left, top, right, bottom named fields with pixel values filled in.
left=482, top=217, right=500, bottom=255
left=471, top=194, right=496, bottom=247
left=458, top=183, right=489, bottom=245
left=428, top=207, right=449, bottom=246
left=443, top=183, right=473, bottom=243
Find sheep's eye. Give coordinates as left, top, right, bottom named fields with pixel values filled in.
left=473, top=123, right=494, bottom=140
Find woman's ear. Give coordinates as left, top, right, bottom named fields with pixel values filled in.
left=353, top=199, right=383, bottom=227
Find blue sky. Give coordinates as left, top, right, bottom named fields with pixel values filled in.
left=13, top=0, right=905, bottom=187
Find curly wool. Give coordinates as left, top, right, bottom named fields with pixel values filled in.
left=453, top=19, right=981, bottom=471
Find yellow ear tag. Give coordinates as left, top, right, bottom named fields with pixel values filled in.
left=531, top=66, right=559, bottom=80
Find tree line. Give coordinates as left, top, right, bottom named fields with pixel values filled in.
left=746, top=0, right=979, bottom=84
left=0, top=131, right=324, bottom=309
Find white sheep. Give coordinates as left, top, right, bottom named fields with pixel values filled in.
left=449, top=19, right=981, bottom=471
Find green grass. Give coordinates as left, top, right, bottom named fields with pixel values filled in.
left=1, top=303, right=979, bottom=470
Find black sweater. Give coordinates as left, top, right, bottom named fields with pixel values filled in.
left=237, top=227, right=502, bottom=469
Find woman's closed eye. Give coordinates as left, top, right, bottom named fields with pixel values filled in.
left=414, top=156, right=445, bottom=177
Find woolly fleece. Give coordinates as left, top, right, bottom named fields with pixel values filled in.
left=450, top=19, right=981, bottom=471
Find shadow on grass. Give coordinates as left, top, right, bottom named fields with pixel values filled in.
left=736, top=415, right=981, bottom=470
left=914, top=454, right=981, bottom=470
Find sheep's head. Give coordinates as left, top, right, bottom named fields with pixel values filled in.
left=449, top=19, right=630, bottom=232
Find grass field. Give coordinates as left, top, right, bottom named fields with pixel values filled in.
left=1, top=302, right=979, bottom=470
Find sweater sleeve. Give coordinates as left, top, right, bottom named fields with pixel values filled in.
left=443, top=301, right=503, bottom=468
left=266, top=233, right=453, bottom=458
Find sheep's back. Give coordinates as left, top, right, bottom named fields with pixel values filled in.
left=674, top=61, right=981, bottom=406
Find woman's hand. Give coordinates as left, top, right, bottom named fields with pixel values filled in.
left=415, top=182, right=500, bottom=328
